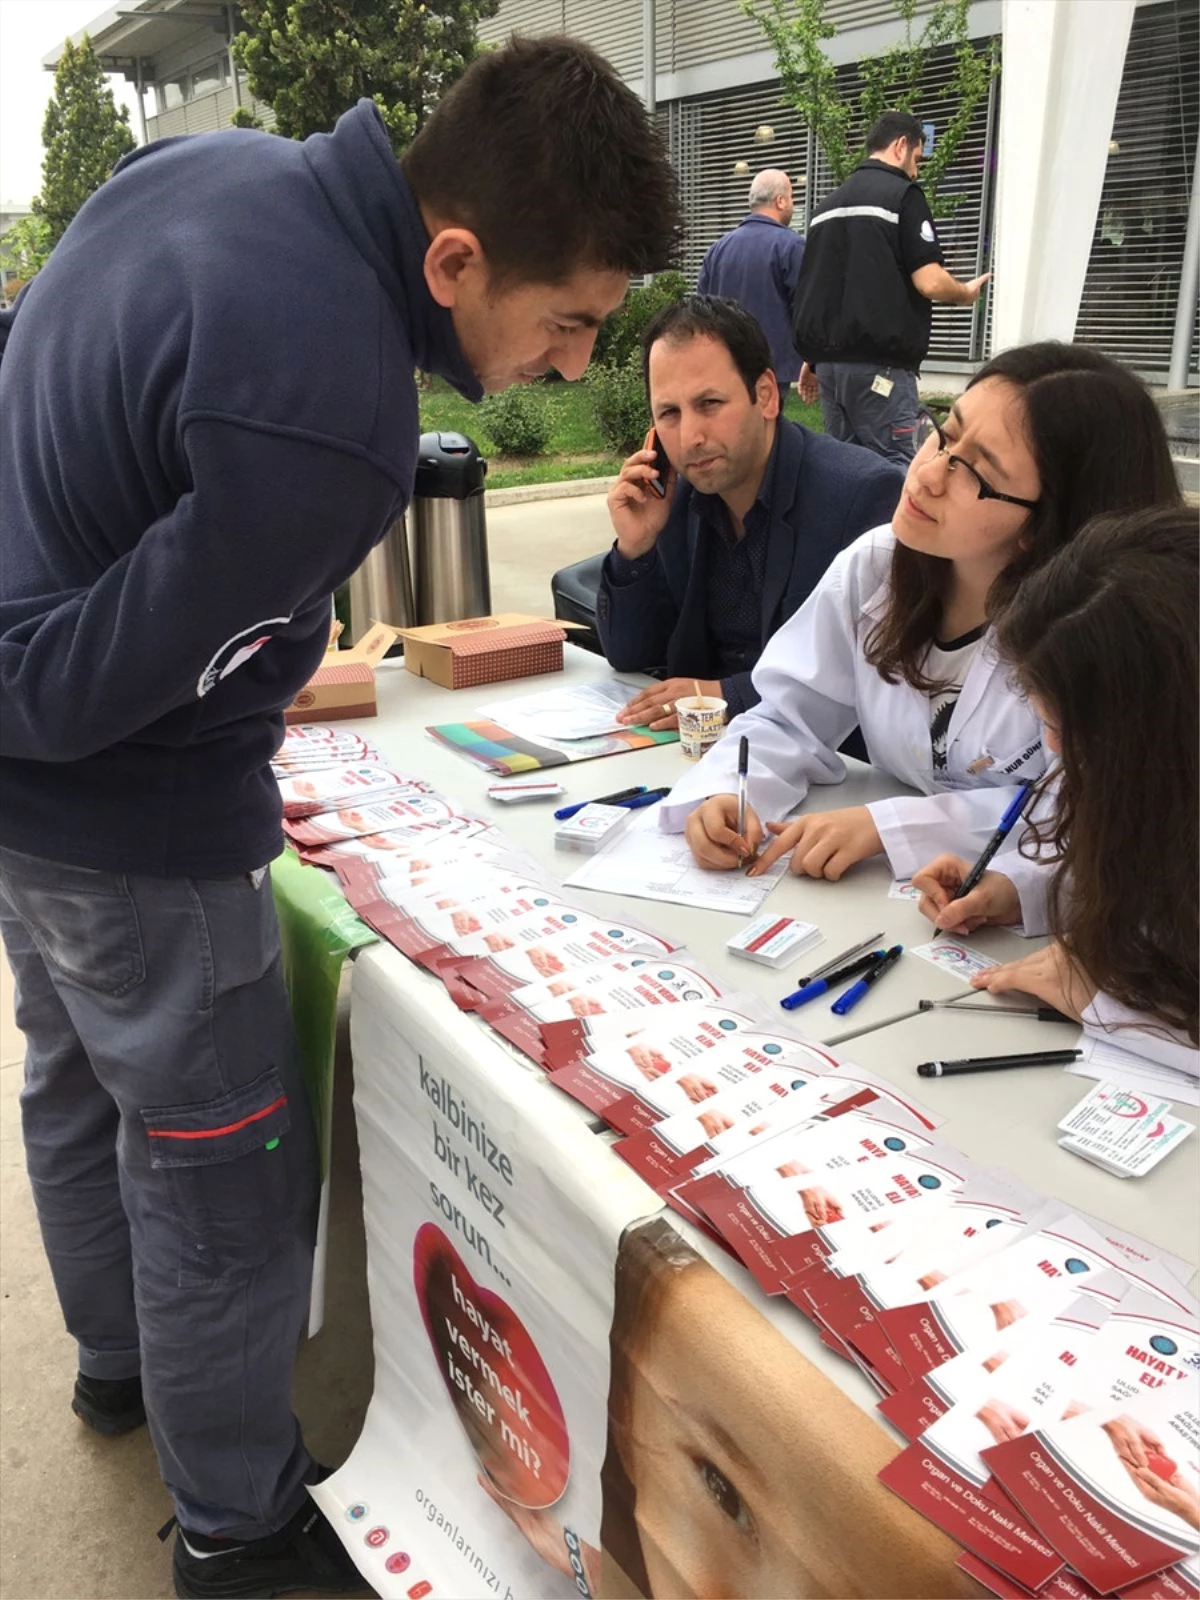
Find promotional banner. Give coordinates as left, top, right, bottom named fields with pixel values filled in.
left=312, top=945, right=661, bottom=1599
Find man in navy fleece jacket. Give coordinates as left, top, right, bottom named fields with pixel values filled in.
left=0, top=36, right=678, bottom=1598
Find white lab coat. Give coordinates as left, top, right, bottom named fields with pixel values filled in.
left=659, top=526, right=1047, bottom=878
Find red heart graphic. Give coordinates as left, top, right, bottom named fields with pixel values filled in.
left=412, top=1223, right=570, bottom=1508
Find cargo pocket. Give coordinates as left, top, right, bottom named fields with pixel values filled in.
left=142, top=1068, right=294, bottom=1276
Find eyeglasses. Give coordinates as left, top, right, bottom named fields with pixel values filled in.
left=915, top=411, right=1041, bottom=511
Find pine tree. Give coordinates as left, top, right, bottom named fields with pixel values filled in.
left=233, top=0, right=499, bottom=151
left=33, top=35, right=136, bottom=252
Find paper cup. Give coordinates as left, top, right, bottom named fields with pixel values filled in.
left=676, top=695, right=727, bottom=760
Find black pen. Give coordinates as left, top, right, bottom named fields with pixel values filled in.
left=554, top=786, right=645, bottom=820
left=736, top=736, right=749, bottom=840
left=917, top=1049, right=1082, bottom=1078
left=934, top=781, right=1035, bottom=938
left=830, top=944, right=903, bottom=1015
left=781, top=950, right=885, bottom=1010
left=795, top=932, right=886, bottom=988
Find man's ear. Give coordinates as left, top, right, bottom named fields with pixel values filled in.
left=758, top=370, right=781, bottom=420
left=423, top=226, right=486, bottom=309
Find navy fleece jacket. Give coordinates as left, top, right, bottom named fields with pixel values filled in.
left=0, top=101, right=481, bottom=876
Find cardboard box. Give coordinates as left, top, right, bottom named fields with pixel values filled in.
left=285, top=622, right=401, bottom=724
left=398, top=613, right=571, bottom=690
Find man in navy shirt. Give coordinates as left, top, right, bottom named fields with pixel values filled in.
left=793, top=110, right=988, bottom=463
left=596, top=296, right=903, bottom=733
left=0, top=37, right=678, bottom=1597
left=697, top=170, right=806, bottom=385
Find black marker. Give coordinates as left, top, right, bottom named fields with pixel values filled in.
left=781, top=950, right=885, bottom=1010
left=917, top=1049, right=1083, bottom=1078
left=830, top=944, right=903, bottom=1015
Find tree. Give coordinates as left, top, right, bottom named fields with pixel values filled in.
left=0, top=215, right=54, bottom=285
left=233, top=0, right=500, bottom=151
left=741, top=0, right=998, bottom=218
left=33, top=35, right=135, bottom=252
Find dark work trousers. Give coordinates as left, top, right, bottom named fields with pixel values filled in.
left=818, top=361, right=920, bottom=466
left=0, top=846, right=319, bottom=1539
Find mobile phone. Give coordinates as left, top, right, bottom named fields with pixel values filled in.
left=645, top=428, right=671, bottom=498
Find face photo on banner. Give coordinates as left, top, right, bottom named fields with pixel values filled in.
left=599, top=1218, right=954, bottom=1598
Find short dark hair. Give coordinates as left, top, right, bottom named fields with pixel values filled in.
left=402, top=36, right=680, bottom=285
left=640, top=294, right=771, bottom=401
left=866, top=111, right=925, bottom=155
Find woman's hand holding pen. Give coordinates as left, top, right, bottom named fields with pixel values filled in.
left=685, top=793, right=765, bottom=868
left=747, top=806, right=883, bottom=880
left=971, top=941, right=1096, bottom=1024
left=911, top=854, right=1022, bottom=934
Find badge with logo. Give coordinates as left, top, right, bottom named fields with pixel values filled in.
left=197, top=616, right=291, bottom=697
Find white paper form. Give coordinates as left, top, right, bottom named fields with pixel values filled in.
left=477, top=679, right=645, bottom=741
left=563, top=806, right=789, bottom=916
left=1069, top=1035, right=1200, bottom=1109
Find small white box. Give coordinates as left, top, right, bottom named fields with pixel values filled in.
left=726, top=915, right=823, bottom=969
left=486, top=780, right=566, bottom=804
left=554, top=803, right=631, bottom=855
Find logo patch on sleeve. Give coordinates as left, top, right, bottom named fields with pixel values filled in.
left=197, top=617, right=291, bottom=697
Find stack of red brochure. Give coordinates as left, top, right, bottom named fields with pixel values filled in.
left=272, top=725, right=723, bottom=1067
left=274, top=726, right=1198, bottom=1600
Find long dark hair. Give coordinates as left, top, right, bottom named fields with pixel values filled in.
left=996, top=507, right=1198, bottom=1045
left=865, top=342, right=1181, bottom=689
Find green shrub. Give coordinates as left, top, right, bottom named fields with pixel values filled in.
left=586, top=353, right=651, bottom=457
left=477, top=384, right=553, bottom=456
left=592, top=269, right=689, bottom=371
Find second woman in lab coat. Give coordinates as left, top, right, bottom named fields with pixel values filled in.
left=912, top=506, right=1198, bottom=1078
left=666, top=341, right=1180, bottom=879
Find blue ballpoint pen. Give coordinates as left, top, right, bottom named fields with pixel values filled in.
left=934, top=780, right=1035, bottom=937
left=830, top=944, right=903, bottom=1016
left=781, top=950, right=885, bottom=1010
left=553, top=786, right=646, bottom=820
left=615, top=787, right=671, bottom=811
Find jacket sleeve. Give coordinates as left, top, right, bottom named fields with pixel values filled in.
left=845, top=463, right=904, bottom=545
left=0, top=416, right=403, bottom=762
left=1082, top=994, right=1199, bottom=1080
left=595, top=505, right=685, bottom=674
left=659, top=541, right=866, bottom=831
left=780, top=233, right=806, bottom=298
left=720, top=668, right=758, bottom=719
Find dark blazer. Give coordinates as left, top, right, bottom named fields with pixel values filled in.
left=596, top=419, right=903, bottom=714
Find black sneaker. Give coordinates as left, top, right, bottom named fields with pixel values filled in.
left=169, top=1498, right=371, bottom=1599
left=71, top=1372, right=146, bottom=1435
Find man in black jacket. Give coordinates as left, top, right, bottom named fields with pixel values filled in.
left=597, top=296, right=902, bottom=732
left=792, top=110, right=989, bottom=465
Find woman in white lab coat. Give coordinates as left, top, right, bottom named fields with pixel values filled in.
left=666, top=342, right=1181, bottom=880
left=912, top=506, right=1198, bottom=1078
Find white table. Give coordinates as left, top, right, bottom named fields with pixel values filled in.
left=322, top=646, right=1196, bottom=1600
left=364, top=649, right=1044, bottom=1046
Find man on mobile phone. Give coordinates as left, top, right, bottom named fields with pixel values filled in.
left=598, top=296, right=902, bottom=732
left=0, top=36, right=677, bottom=1597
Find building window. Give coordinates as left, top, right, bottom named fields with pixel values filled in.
left=160, top=75, right=188, bottom=111
left=191, top=57, right=226, bottom=97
